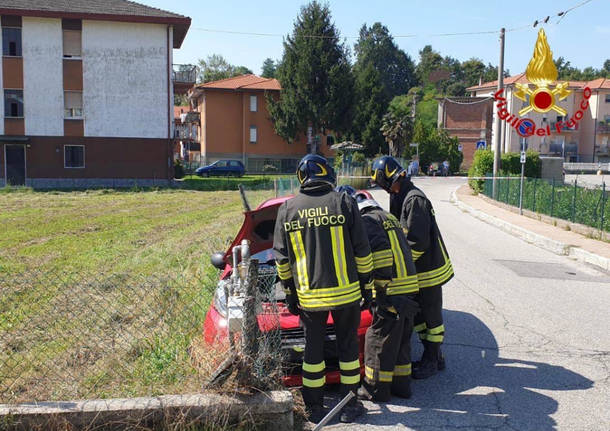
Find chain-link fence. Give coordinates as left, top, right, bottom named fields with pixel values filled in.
left=482, top=177, right=609, bottom=232
left=0, top=259, right=286, bottom=406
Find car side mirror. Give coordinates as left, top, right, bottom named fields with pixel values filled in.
left=210, top=252, right=226, bottom=270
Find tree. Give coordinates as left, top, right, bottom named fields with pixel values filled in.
left=268, top=1, right=354, bottom=146
left=261, top=58, right=277, bottom=78
left=197, top=54, right=252, bottom=83
left=380, top=109, right=412, bottom=157
left=352, top=22, right=416, bottom=155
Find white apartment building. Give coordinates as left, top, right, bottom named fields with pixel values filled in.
left=0, top=0, right=192, bottom=187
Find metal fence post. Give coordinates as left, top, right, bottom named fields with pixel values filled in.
left=533, top=178, right=537, bottom=212
left=572, top=178, right=577, bottom=223
left=506, top=177, right=510, bottom=204
left=601, top=182, right=606, bottom=232
left=551, top=178, right=555, bottom=218
left=274, top=178, right=278, bottom=198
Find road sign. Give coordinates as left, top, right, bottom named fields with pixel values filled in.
left=476, top=140, right=487, bottom=150
left=520, top=151, right=526, bottom=164
left=409, top=143, right=419, bottom=147
left=458, top=144, right=463, bottom=152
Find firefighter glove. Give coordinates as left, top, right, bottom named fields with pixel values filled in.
left=283, top=279, right=300, bottom=316
left=285, top=293, right=300, bottom=316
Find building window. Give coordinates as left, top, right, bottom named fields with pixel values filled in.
left=2, top=28, right=22, bottom=56
left=4, top=90, right=24, bottom=117
left=63, top=30, right=82, bottom=58
left=249, top=125, right=257, bottom=143
left=64, top=91, right=83, bottom=118
left=64, top=145, right=85, bottom=168
left=606, top=94, right=610, bottom=103
left=326, top=135, right=335, bottom=147
left=250, top=95, right=257, bottom=112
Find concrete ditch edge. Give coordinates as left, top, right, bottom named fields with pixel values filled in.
left=0, top=391, right=294, bottom=431
left=451, top=190, right=610, bottom=273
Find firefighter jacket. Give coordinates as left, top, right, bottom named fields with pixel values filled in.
left=274, top=183, right=373, bottom=311
left=361, top=207, right=418, bottom=296
left=390, top=178, right=454, bottom=289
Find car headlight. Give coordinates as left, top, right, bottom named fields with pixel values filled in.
left=213, top=279, right=230, bottom=318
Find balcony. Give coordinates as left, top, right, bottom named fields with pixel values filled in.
left=173, top=64, right=198, bottom=95
left=598, top=122, right=610, bottom=134
left=550, top=121, right=578, bottom=132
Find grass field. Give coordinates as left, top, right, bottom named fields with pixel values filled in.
left=0, top=187, right=275, bottom=404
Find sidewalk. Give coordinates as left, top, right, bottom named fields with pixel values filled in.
left=453, top=184, right=610, bottom=272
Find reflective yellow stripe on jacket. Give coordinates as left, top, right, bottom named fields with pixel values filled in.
left=289, top=231, right=309, bottom=290
left=385, top=230, right=418, bottom=295
left=416, top=239, right=454, bottom=288
left=372, top=249, right=393, bottom=269
left=276, top=261, right=292, bottom=281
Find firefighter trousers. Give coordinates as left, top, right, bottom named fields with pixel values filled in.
left=414, top=285, right=444, bottom=357
left=300, top=303, right=361, bottom=408
left=364, top=296, right=414, bottom=398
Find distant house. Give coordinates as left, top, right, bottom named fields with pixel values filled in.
left=0, top=0, right=193, bottom=187
left=464, top=74, right=610, bottom=163
left=437, top=96, right=493, bottom=168
left=188, top=74, right=336, bottom=173
left=173, top=106, right=200, bottom=162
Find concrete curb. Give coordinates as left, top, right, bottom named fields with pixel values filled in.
left=0, top=391, right=293, bottom=431
left=451, top=189, right=610, bottom=273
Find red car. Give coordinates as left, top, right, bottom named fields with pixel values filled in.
left=202, top=192, right=373, bottom=386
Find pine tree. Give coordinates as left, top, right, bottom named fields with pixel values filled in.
left=352, top=23, right=416, bottom=155
left=267, top=1, right=354, bottom=145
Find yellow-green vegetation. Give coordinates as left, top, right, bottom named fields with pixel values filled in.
left=0, top=188, right=274, bottom=403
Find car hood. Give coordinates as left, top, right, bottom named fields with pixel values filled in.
left=219, top=195, right=293, bottom=279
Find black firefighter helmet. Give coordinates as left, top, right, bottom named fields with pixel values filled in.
left=371, top=156, right=407, bottom=192
left=296, top=154, right=336, bottom=186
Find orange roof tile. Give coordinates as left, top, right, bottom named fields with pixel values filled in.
left=585, top=78, right=610, bottom=89
left=196, top=74, right=281, bottom=91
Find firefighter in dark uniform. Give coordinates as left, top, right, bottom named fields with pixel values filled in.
left=274, top=155, right=373, bottom=423
left=371, top=156, right=454, bottom=379
left=349, top=194, right=420, bottom=402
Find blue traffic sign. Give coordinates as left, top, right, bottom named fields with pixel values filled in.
left=476, top=140, right=487, bottom=150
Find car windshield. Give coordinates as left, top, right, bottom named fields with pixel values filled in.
left=252, top=248, right=274, bottom=265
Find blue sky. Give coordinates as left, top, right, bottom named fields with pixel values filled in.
left=146, top=0, right=609, bottom=78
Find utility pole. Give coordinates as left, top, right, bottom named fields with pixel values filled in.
left=492, top=27, right=505, bottom=200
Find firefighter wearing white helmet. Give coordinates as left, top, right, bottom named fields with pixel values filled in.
left=348, top=193, right=420, bottom=401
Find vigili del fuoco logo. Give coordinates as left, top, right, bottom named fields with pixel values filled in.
left=493, top=28, right=592, bottom=138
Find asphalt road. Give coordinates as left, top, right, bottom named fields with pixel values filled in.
left=325, top=177, right=610, bottom=431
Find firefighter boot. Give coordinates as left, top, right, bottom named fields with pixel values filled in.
left=391, top=376, right=412, bottom=399
left=305, top=404, right=326, bottom=424
left=339, top=399, right=365, bottom=423
left=357, top=380, right=391, bottom=402
left=412, top=342, right=441, bottom=380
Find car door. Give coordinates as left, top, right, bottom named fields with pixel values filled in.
left=213, top=160, right=227, bottom=176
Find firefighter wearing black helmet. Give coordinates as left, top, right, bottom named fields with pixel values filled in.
left=371, top=156, right=454, bottom=379
left=273, top=154, right=373, bottom=424
left=350, top=195, right=420, bottom=402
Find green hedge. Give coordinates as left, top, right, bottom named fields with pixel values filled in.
left=180, top=175, right=276, bottom=191
left=468, top=150, right=541, bottom=193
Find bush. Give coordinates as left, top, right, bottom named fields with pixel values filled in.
left=500, top=150, right=541, bottom=178
left=173, top=160, right=184, bottom=179
left=468, top=150, right=494, bottom=193
left=352, top=151, right=366, bottom=165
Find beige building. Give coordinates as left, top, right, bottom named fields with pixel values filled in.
left=467, top=75, right=610, bottom=162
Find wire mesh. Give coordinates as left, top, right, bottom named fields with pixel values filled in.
left=480, top=177, right=609, bottom=232
left=0, top=260, right=288, bottom=405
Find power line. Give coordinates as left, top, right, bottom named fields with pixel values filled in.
left=192, top=0, right=596, bottom=40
